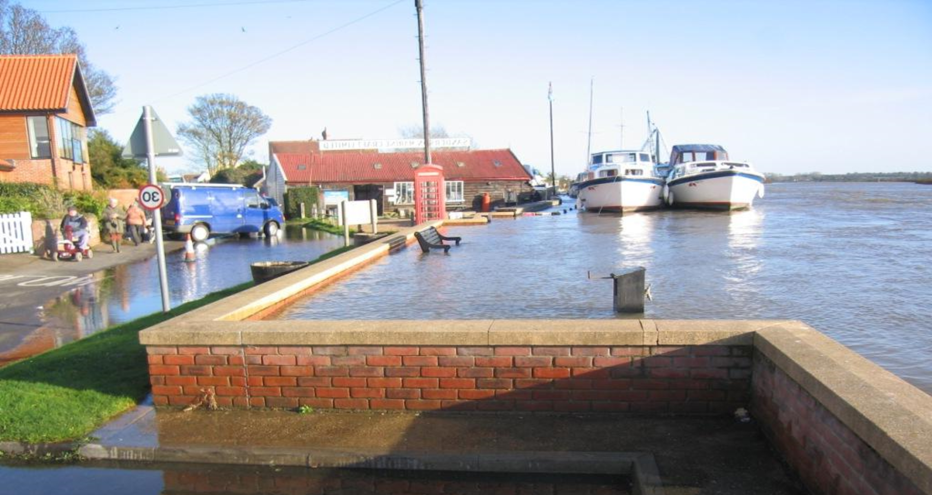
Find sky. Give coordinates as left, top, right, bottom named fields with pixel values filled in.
left=25, top=0, right=932, bottom=176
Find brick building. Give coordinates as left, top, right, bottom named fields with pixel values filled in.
left=267, top=138, right=533, bottom=216
left=0, top=54, right=97, bottom=191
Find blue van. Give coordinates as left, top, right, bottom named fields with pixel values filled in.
left=161, top=184, right=285, bottom=242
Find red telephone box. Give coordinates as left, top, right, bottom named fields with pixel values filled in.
left=414, top=164, right=446, bottom=224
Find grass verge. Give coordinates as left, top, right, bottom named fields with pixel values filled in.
left=0, top=282, right=253, bottom=444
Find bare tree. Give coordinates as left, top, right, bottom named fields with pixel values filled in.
left=0, top=1, right=118, bottom=114
left=177, top=93, right=272, bottom=175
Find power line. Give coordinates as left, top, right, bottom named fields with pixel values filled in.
left=152, top=0, right=405, bottom=104
left=40, top=0, right=316, bottom=14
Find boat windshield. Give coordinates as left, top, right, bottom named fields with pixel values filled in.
left=606, top=153, right=637, bottom=164
left=676, top=150, right=729, bottom=163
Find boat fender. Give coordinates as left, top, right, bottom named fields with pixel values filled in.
left=666, top=190, right=675, bottom=206
left=757, top=184, right=765, bottom=199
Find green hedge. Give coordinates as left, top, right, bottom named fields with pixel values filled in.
left=0, top=182, right=108, bottom=219
left=284, top=186, right=320, bottom=219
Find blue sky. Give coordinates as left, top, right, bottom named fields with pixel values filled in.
left=28, top=0, right=932, bottom=175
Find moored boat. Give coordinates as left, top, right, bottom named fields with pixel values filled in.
left=663, top=144, right=764, bottom=210
left=576, top=150, right=665, bottom=213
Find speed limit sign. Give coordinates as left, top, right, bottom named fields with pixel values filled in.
left=138, top=184, right=165, bottom=210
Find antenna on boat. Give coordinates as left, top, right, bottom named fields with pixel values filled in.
left=616, top=107, right=625, bottom=149
left=586, top=77, right=594, bottom=164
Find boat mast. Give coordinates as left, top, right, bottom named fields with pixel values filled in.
left=646, top=111, right=653, bottom=161
left=586, top=78, right=594, bottom=165
left=618, top=107, right=624, bottom=149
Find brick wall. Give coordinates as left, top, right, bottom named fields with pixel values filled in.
left=751, top=353, right=924, bottom=495
left=147, top=344, right=752, bottom=414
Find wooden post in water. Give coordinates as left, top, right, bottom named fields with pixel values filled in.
left=613, top=267, right=646, bottom=313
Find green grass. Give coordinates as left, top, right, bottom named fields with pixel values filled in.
left=0, top=282, right=253, bottom=444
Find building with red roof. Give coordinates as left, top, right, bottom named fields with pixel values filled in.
left=267, top=138, right=533, bottom=215
left=0, top=54, right=96, bottom=191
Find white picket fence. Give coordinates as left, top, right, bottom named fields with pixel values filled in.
left=0, top=211, right=34, bottom=254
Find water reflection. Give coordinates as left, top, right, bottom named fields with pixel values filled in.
left=0, top=227, right=343, bottom=365
left=0, top=462, right=629, bottom=495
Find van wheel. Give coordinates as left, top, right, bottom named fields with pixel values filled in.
left=264, top=221, right=279, bottom=237
left=191, top=224, right=210, bottom=242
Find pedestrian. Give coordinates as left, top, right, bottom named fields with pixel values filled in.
left=59, top=206, right=89, bottom=250
left=125, top=202, right=146, bottom=246
left=102, top=198, right=125, bottom=253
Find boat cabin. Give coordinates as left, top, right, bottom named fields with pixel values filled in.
left=667, top=144, right=753, bottom=180
left=588, top=150, right=655, bottom=179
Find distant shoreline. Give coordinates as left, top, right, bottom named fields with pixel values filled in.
left=765, top=173, right=932, bottom=184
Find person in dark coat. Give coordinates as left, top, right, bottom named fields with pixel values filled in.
left=102, top=198, right=126, bottom=253
left=60, top=206, right=89, bottom=249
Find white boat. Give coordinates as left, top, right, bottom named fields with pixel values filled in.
left=576, top=150, right=665, bottom=213
left=664, top=144, right=765, bottom=210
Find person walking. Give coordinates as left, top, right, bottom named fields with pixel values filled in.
left=102, top=198, right=125, bottom=253
left=125, top=202, right=146, bottom=246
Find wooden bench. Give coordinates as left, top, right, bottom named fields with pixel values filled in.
left=414, top=226, right=461, bottom=253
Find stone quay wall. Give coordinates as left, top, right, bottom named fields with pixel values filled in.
left=139, top=223, right=932, bottom=495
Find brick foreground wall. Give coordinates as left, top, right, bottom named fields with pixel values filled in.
left=147, top=344, right=752, bottom=413
left=751, top=353, right=924, bottom=495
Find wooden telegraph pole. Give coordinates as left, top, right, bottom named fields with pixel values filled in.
left=415, top=0, right=431, bottom=165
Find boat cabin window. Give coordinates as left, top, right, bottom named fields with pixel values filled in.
left=677, top=151, right=725, bottom=163
left=639, top=153, right=650, bottom=162
left=599, top=169, right=618, bottom=178
left=625, top=169, right=644, bottom=176
left=725, top=162, right=748, bottom=168
left=606, top=153, right=636, bottom=164
left=591, top=154, right=603, bottom=165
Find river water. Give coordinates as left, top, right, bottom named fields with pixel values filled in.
left=277, top=183, right=932, bottom=394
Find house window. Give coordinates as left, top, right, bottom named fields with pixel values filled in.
left=445, top=181, right=464, bottom=203
left=57, top=118, right=85, bottom=164
left=26, top=117, right=51, bottom=159
left=393, top=181, right=415, bottom=204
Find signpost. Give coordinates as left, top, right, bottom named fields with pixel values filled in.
left=123, top=106, right=182, bottom=313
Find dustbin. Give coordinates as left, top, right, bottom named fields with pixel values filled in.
left=250, top=261, right=310, bottom=284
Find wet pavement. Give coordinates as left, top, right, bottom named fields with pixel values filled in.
left=38, top=403, right=799, bottom=494
left=0, top=226, right=343, bottom=365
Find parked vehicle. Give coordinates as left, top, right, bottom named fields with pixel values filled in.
left=161, top=183, right=284, bottom=242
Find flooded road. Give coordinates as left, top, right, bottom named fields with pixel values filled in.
left=0, top=226, right=343, bottom=364
left=0, top=462, right=630, bottom=495
left=277, top=183, right=932, bottom=394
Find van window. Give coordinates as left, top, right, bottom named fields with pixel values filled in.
left=246, top=192, right=260, bottom=208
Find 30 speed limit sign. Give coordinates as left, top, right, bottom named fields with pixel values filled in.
left=138, top=184, right=166, bottom=210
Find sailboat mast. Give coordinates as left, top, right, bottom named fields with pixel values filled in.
left=586, top=78, right=594, bottom=165
left=619, top=107, right=624, bottom=149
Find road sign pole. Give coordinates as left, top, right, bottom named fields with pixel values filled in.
left=144, top=105, right=171, bottom=313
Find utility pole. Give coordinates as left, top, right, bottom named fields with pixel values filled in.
left=415, top=0, right=431, bottom=165
left=549, top=82, right=555, bottom=190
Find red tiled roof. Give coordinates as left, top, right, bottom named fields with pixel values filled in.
left=275, top=149, right=531, bottom=183
left=0, top=54, right=95, bottom=125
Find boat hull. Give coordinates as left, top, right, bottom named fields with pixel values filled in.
left=667, top=170, right=764, bottom=210
left=577, top=177, right=664, bottom=213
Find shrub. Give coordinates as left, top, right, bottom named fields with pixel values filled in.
left=284, top=186, right=320, bottom=219
left=0, top=183, right=107, bottom=219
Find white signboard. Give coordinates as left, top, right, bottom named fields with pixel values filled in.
left=342, top=200, right=373, bottom=225
left=319, top=138, right=471, bottom=152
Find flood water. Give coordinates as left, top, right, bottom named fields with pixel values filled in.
left=277, top=183, right=932, bottom=394
left=0, top=462, right=630, bottom=495
left=0, top=226, right=342, bottom=364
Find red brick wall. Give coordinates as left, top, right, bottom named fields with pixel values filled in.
left=751, top=353, right=924, bottom=495
left=0, top=158, right=92, bottom=191
left=147, top=344, right=752, bottom=414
